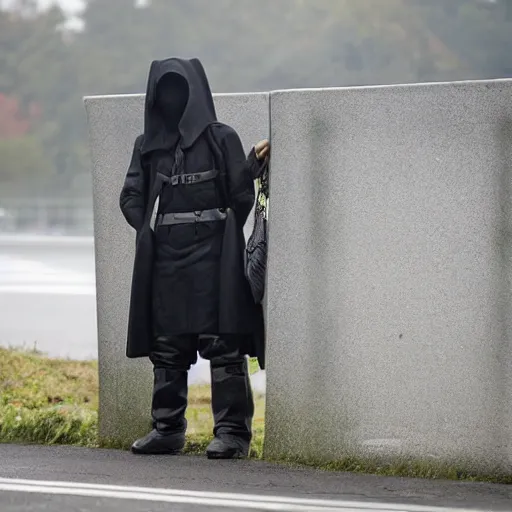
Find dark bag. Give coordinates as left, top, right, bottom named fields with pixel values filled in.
left=205, top=126, right=266, bottom=369
left=245, top=156, right=269, bottom=305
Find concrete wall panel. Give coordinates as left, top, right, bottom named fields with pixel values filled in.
left=84, top=92, right=269, bottom=444
left=264, top=80, right=512, bottom=473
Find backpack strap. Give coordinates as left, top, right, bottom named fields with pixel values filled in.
left=204, top=124, right=230, bottom=207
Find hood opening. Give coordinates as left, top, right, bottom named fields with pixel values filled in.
left=140, top=57, right=217, bottom=156
left=154, top=72, right=189, bottom=129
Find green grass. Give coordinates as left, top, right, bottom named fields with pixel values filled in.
left=0, top=347, right=265, bottom=456
left=266, top=454, right=512, bottom=485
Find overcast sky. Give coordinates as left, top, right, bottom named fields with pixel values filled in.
left=0, top=0, right=84, bottom=13
left=0, top=0, right=148, bottom=31
left=39, top=0, right=84, bottom=12
left=10, top=0, right=148, bottom=14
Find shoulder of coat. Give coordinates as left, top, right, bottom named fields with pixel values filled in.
left=208, top=122, right=239, bottom=142
left=134, top=133, right=144, bottom=148
left=209, top=122, right=235, bottom=136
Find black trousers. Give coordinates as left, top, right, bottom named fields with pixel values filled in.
left=148, top=334, right=254, bottom=442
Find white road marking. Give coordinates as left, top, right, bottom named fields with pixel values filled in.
left=0, top=235, right=94, bottom=246
left=0, top=478, right=488, bottom=512
left=0, top=255, right=95, bottom=295
left=0, top=285, right=95, bottom=295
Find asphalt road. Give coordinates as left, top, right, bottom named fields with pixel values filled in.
left=1, top=444, right=511, bottom=512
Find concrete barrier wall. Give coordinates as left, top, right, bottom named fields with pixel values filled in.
left=84, top=92, right=269, bottom=445
left=86, top=79, right=512, bottom=472
left=264, top=80, right=512, bottom=473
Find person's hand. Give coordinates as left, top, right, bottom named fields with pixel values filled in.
left=254, top=139, right=270, bottom=161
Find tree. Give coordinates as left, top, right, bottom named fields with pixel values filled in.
left=1, top=0, right=512, bottom=201
left=0, top=137, right=53, bottom=190
left=0, top=91, right=53, bottom=196
left=0, top=93, right=40, bottom=138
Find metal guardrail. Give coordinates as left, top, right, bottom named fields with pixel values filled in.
left=0, top=197, right=94, bottom=236
left=0, top=234, right=94, bottom=247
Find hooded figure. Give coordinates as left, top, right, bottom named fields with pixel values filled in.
left=119, top=57, right=267, bottom=459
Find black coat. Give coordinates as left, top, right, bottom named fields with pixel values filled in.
left=119, top=58, right=265, bottom=368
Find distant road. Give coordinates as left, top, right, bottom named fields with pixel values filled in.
left=0, top=234, right=97, bottom=360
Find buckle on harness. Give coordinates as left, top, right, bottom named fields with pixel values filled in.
left=169, top=174, right=199, bottom=186
left=184, top=174, right=197, bottom=185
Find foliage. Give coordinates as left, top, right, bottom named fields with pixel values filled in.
left=270, top=453, right=512, bottom=485
left=0, top=93, right=40, bottom=138
left=0, top=0, right=511, bottom=197
left=0, top=136, right=54, bottom=194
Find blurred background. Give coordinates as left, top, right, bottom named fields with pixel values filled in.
left=0, top=0, right=511, bottom=368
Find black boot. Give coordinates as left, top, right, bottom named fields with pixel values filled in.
left=206, top=353, right=254, bottom=459
left=131, top=367, right=188, bottom=454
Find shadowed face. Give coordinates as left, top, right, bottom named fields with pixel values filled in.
left=155, top=72, right=189, bottom=124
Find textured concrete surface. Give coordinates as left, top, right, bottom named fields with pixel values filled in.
left=84, top=92, right=269, bottom=445
left=264, top=80, right=512, bottom=473
left=1, top=444, right=511, bottom=511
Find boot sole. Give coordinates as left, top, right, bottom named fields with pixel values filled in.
left=131, top=447, right=183, bottom=455
left=206, top=449, right=248, bottom=460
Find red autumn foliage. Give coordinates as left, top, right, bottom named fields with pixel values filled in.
left=0, top=93, right=41, bottom=138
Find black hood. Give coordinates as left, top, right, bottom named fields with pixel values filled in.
left=140, top=57, right=217, bottom=155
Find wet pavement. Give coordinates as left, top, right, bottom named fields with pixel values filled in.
left=0, top=444, right=511, bottom=511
